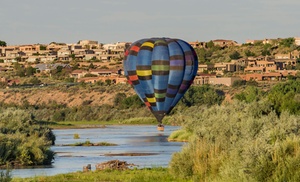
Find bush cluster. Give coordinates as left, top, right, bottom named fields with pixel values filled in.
left=169, top=100, right=300, bottom=181
left=0, top=108, right=55, bottom=166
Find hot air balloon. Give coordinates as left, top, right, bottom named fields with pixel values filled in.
left=123, top=37, right=198, bottom=130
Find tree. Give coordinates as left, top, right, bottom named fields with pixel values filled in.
left=206, top=41, right=214, bottom=49
left=244, top=50, right=256, bottom=57
left=0, top=109, right=55, bottom=166
left=29, top=77, right=41, bottom=85
left=70, top=54, right=76, bottom=60
left=279, top=37, right=295, bottom=48
left=254, top=41, right=263, bottom=46
left=114, top=93, right=126, bottom=106
left=232, top=80, right=246, bottom=87
left=295, top=58, right=300, bottom=70
left=0, top=40, right=7, bottom=47
left=234, top=86, right=264, bottom=103
left=181, top=85, right=225, bottom=107
left=261, top=49, right=271, bottom=56
left=105, top=79, right=112, bottom=85
left=267, top=80, right=300, bottom=115
left=229, top=51, right=241, bottom=59
left=89, top=63, right=95, bottom=69
left=14, top=62, right=25, bottom=77
left=39, top=45, right=47, bottom=50
left=120, top=94, right=144, bottom=109
left=25, top=66, right=36, bottom=76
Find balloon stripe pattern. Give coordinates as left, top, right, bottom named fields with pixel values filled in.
left=124, top=38, right=198, bottom=123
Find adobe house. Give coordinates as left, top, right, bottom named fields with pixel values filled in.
left=189, top=41, right=206, bottom=48
left=244, top=60, right=277, bottom=73
left=212, top=39, right=238, bottom=47
left=240, top=73, right=283, bottom=81
left=294, top=37, right=300, bottom=46
left=197, top=64, right=214, bottom=73
left=18, top=45, right=40, bottom=52
left=77, top=75, right=126, bottom=84
left=208, top=77, right=242, bottom=86
left=89, top=69, right=122, bottom=76
left=194, top=73, right=216, bottom=85
left=70, top=69, right=88, bottom=78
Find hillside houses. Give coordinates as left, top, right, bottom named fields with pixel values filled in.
left=0, top=40, right=130, bottom=63
left=212, top=39, right=239, bottom=47
left=0, top=37, right=299, bottom=87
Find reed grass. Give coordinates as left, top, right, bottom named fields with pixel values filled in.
left=12, top=168, right=190, bottom=182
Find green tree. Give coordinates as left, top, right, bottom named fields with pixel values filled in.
left=0, top=109, right=55, bottom=166
left=181, top=85, right=225, bottom=107
left=254, top=41, right=263, bottom=46
left=120, top=95, right=144, bottom=109
left=232, top=80, right=246, bottom=87
left=29, top=77, right=41, bottom=85
left=13, top=62, right=25, bottom=77
left=0, top=40, right=7, bottom=47
left=39, top=45, right=47, bottom=50
left=195, top=48, right=207, bottom=63
left=25, top=66, right=36, bottom=76
left=89, top=63, right=95, bottom=69
left=295, top=58, right=300, bottom=70
left=64, top=77, right=75, bottom=83
left=206, top=41, right=214, bottom=49
left=105, top=79, right=112, bottom=85
left=244, top=50, right=255, bottom=57
left=70, top=54, right=76, bottom=60
left=261, top=49, right=271, bottom=56
left=279, top=37, right=295, bottom=48
left=234, top=85, right=264, bottom=103
left=114, top=93, right=126, bottom=106
left=229, top=51, right=241, bottom=59
left=268, top=80, right=300, bottom=115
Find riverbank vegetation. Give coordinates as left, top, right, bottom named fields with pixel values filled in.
left=11, top=168, right=189, bottom=182
left=1, top=79, right=300, bottom=181
left=0, top=109, right=55, bottom=167
left=169, top=80, right=300, bottom=181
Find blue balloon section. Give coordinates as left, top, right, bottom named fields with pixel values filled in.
left=123, top=38, right=198, bottom=123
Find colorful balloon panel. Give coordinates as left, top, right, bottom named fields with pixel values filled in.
left=123, top=38, right=198, bottom=123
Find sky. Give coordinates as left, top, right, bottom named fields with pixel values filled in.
left=1, top=0, right=300, bottom=45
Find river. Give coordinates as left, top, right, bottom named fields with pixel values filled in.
left=10, top=125, right=185, bottom=178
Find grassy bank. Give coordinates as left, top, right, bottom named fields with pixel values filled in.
left=47, top=117, right=160, bottom=129
left=11, top=168, right=190, bottom=182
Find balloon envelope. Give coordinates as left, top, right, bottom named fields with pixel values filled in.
left=123, top=37, right=198, bottom=123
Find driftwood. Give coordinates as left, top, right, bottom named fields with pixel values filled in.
left=83, top=164, right=91, bottom=172
left=95, top=160, right=136, bottom=170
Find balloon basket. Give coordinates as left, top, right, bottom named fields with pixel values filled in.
left=157, top=125, right=164, bottom=131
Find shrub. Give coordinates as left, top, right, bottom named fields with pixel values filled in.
left=169, top=101, right=300, bottom=181
left=0, top=108, right=55, bottom=166
left=180, top=85, right=225, bottom=107
left=234, top=85, right=265, bottom=103
left=73, top=133, right=80, bottom=139
left=268, top=80, right=300, bottom=115
left=232, top=80, right=246, bottom=87
left=0, top=167, right=12, bottom=182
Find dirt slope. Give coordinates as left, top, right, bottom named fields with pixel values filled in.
left=0, top=85, right=135, bottom=107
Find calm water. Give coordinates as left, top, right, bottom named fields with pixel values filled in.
left=10, top=125, right=185, bottom=178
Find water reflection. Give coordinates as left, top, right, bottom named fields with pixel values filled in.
left=10, top=125, right=185, bottom=178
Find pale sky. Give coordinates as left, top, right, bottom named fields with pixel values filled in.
left=1, top=0, right=299, bottom=45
